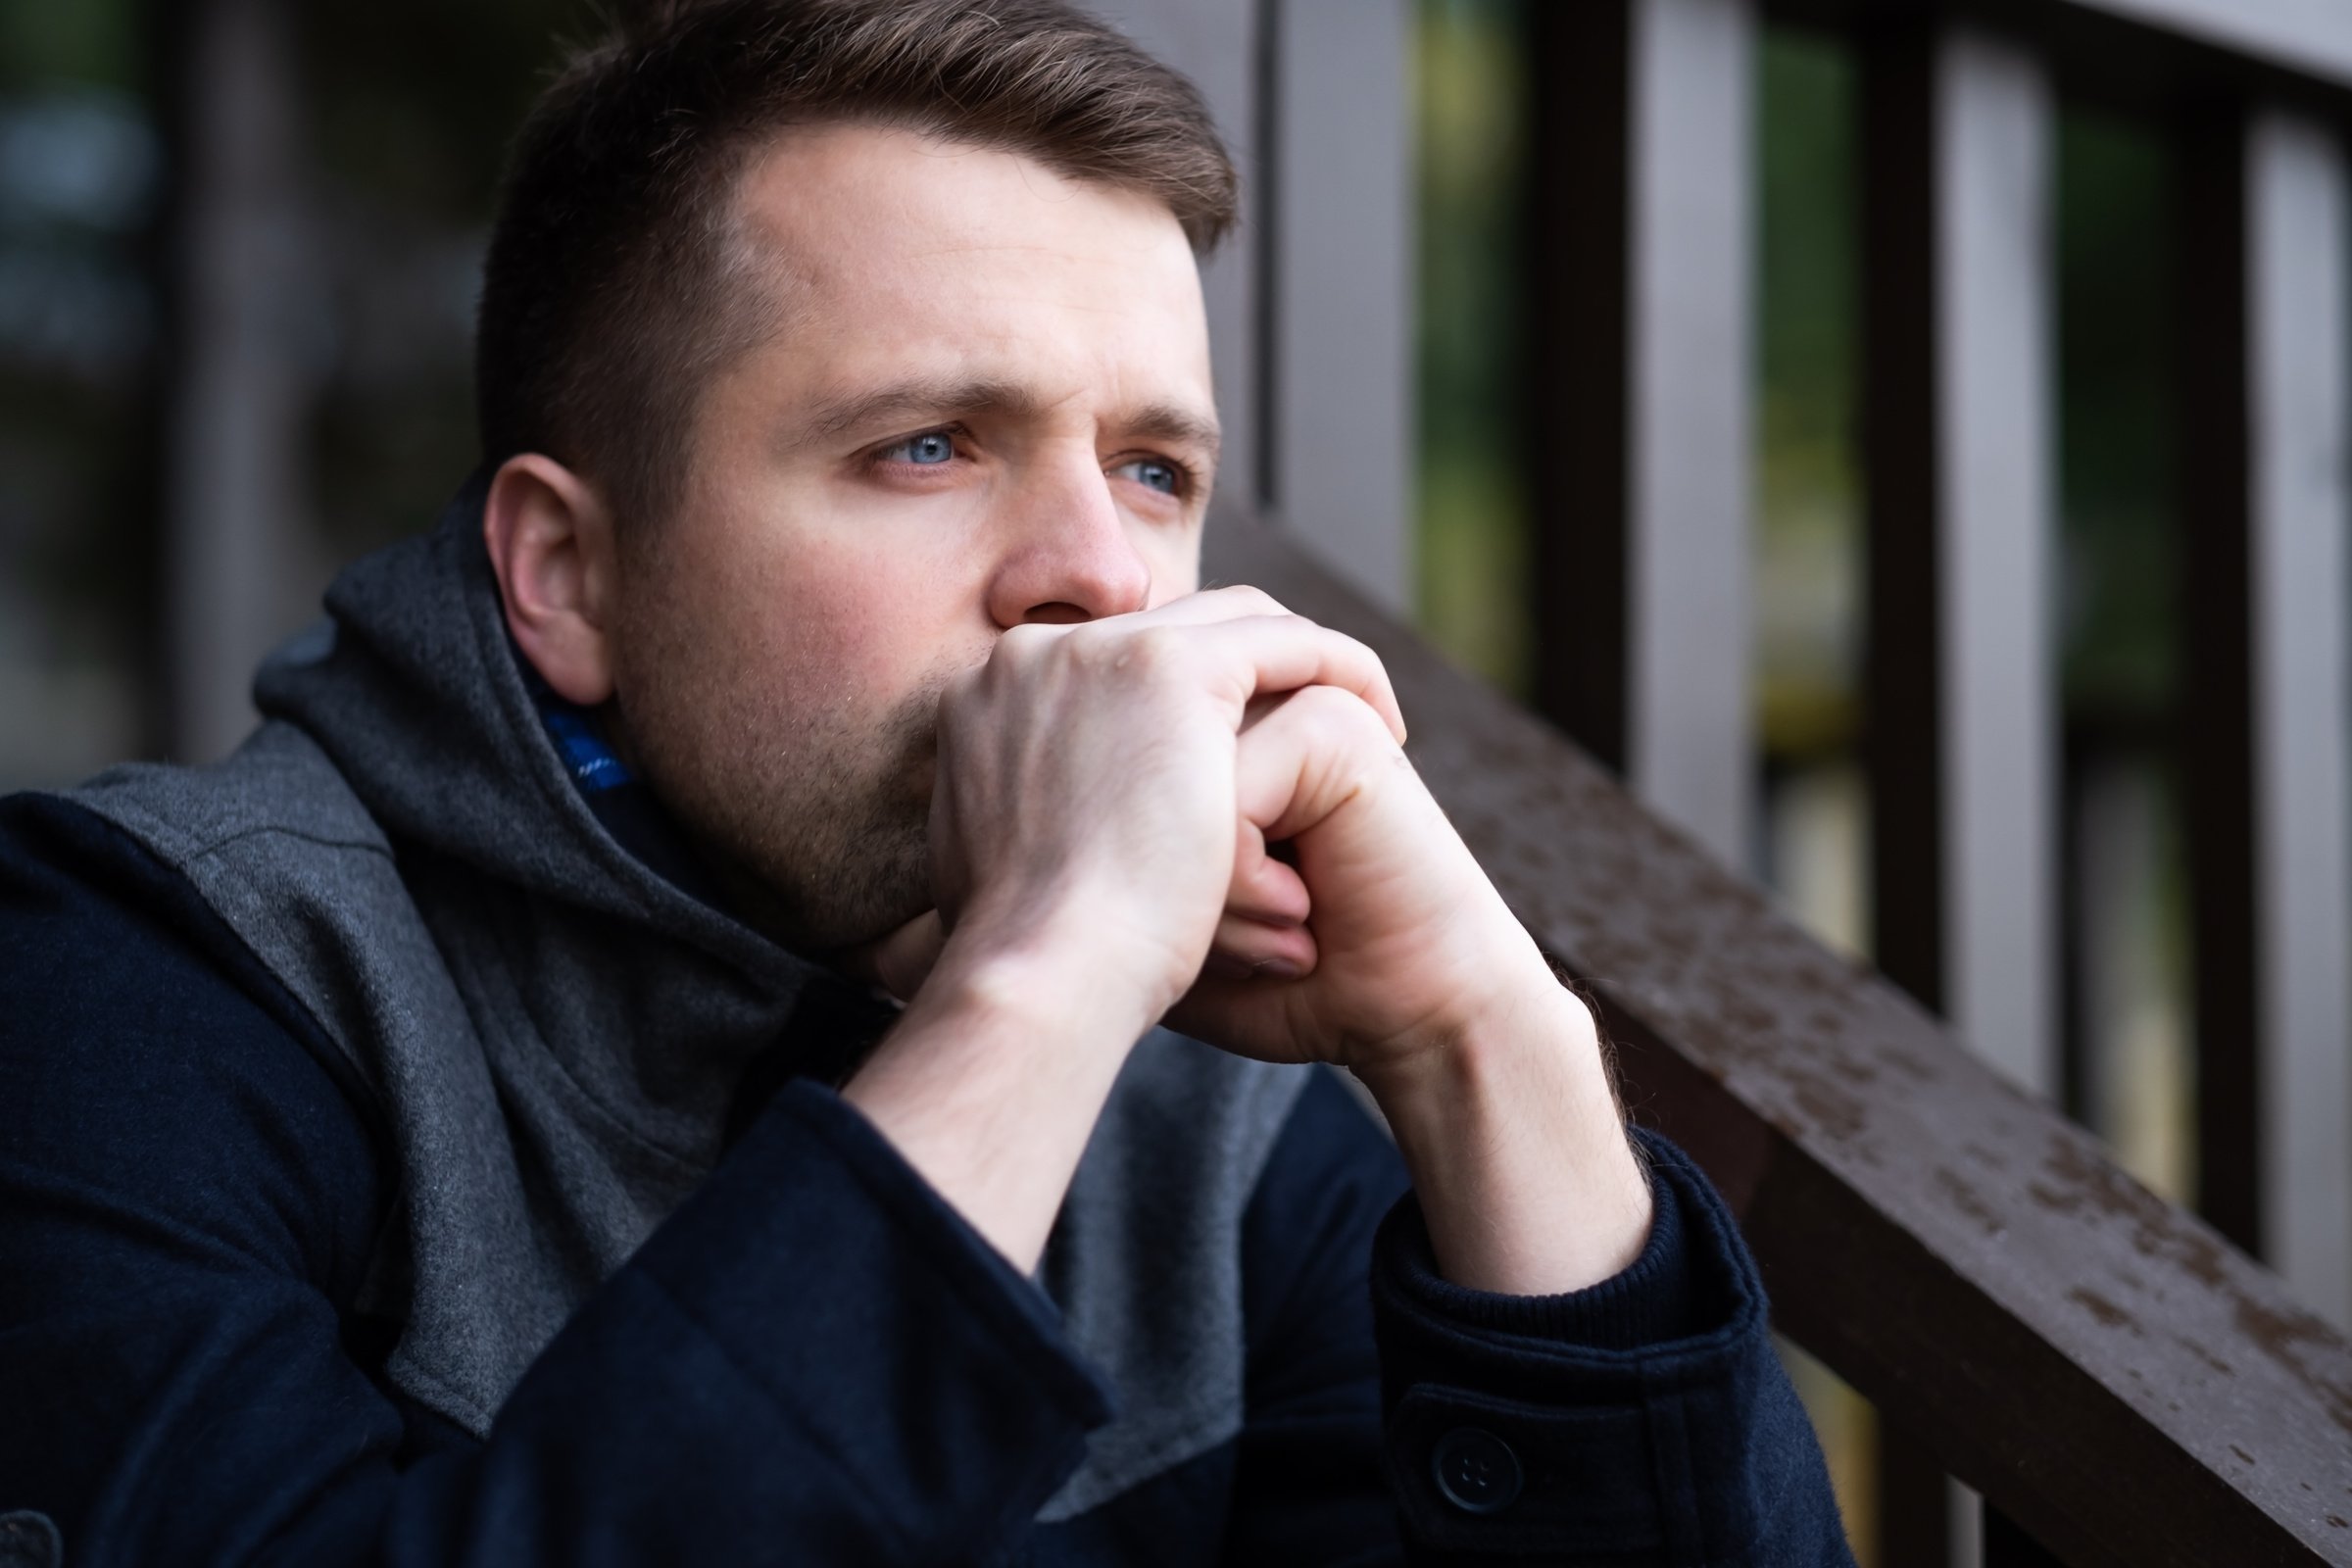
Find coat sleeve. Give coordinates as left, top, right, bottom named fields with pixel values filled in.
left=0, top=797, right=1109, bottom=1568
left=1223, top=1067, right=1857, bottom=1566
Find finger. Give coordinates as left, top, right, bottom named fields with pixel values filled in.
left=1167, top=615, right=1406, bottom=744
left=1227, top=816, right=1309, bottom=926
left=1200, top=909, right=1318, bottom=980
left=1129, top=582, right=1294, bottom=627
left=1233, top=683, right=1405, bottom=842
left=1164, top=968, right=1310, bottom=1065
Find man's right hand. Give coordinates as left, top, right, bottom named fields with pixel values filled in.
left=842, top=587, right=1400, bottom=1270
left=928, top=587, right=1402, bottom=1019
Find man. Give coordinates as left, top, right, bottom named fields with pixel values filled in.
left=0, top=0, right=1850, bottom=1561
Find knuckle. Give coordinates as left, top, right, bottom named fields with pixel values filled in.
left=1323, top=626, right=1381, bottom=671
left=1298, top=683, right=1392, bottom=743
left=1298, top=681, right=1360, bottom=717
left=1217, top=583, right=1289, bottom=618
left=1122, top=625, right=1188, bottom=677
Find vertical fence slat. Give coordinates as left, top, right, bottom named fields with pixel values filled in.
left=1627, top=0, right=1756, bottom=866
left=1092, top=0, right=1261, bottom=506
left=2169, top=99, right=2348, bottom=1315
left=1268, top=0, right=1414, bottom=616
left=1863, top=18, right=2061, bottom=1095
left=1937, top=29, right=2060, bottom=1104
left=1940, top=31, right=2061, bottom=1568
left=1528, top=0, right=1633, bottom=774
left=2246, top=109, right=2352, bottom=1330
left=1862, top=16, right=1945, bottom=1036
left=1527, top=0, right=1754, bottom=869
left=2177, top=97, right=2266, bottom=1265
left=1865, top=21, right=2059, bottom=1567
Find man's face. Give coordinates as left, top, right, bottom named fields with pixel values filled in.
left=607, top=123, right=1218, bottom=953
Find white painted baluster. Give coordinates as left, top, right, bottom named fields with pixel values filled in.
left=2246, top=109, right=2352, bottom=1331
left=1626, top=0, right=1757, bottom=867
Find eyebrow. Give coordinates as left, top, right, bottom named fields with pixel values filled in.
left=798, top=374, right=1222, bottom=461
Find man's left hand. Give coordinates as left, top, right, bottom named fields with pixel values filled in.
left=1166, top=678, right=1654, bottom=1297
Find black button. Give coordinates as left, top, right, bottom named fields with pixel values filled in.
left=1432, top=1425, right=1522, bottom=1514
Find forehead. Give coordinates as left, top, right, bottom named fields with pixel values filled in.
left=723, top=122, right=1213, bottom=413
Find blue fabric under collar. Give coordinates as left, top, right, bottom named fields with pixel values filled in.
left=538, top=701, right=633, bottom=796
left=511, top=648, right=739, bottom=911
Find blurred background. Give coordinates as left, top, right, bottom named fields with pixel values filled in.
left=1418, top=7, right=2194, bottom=1555
left=0, top=0, right=568, bottom=782
left=1419, top=2, right=2188, bottom=1198
left=1, top=0, right=2341, bottom=1561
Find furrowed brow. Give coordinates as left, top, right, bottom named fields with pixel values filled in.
left=799, top=376, right=1042, bottom=446
left=796, top=377, right=1222, bottom=467
left=1119, top=401, right=1222, bottom=464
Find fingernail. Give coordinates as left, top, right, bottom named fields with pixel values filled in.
left=1252, top=957, right=1302, bottom=981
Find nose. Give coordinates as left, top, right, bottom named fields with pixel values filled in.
left=983, top=460, right=1153, bottom=628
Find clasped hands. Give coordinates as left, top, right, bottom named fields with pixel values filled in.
left=844, top=586, right=1653, bottom=1295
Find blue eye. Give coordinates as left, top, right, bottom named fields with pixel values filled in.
left=885, top=430, right=956, bottom=466
left=1118, top=459, right=1181, bottom=495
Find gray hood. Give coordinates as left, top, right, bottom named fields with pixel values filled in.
left=255, top=474, right=853, bottom=1161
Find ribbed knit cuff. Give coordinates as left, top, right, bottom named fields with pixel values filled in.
left=1371, top=1126, right=1757, bottom=1360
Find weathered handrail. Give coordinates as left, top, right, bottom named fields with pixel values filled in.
left=1208, top=510, right=2352, bottom=1568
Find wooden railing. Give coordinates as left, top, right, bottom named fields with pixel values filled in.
left=1521, top=0, right=2352, bottom=1333
left=1159, top=2, right=2352, bottom=1551
left=1498, top=1, right=2352, bottom=1560
left=1210, top=512, right=2352, bottom=1568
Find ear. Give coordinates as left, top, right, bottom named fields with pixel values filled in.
left=483, top=454, right=619, bottom=707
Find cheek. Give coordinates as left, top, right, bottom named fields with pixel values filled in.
left=682, top=525, right=969, bottom=722
left=1142, top=528, right=1202, bottom=609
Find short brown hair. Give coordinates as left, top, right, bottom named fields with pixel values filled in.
left=475, top=0, right=1237, bottom=524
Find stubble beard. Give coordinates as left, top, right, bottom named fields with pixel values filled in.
left=629, top=666, right=949, bottom=956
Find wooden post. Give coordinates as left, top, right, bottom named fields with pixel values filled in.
left=1092, top=0, right=1262, bottom=508
left=1862, top=20, right=2059, bottom=1566
left=1862, top=21, right=2059, bottom=1096
left=1527, top=0, right=1634, bottom=775
left=1265, top=0, right=1414, bottom=617
left=1626, top=0, right=1757, bottom=866
left=1935, top=30, right=2059, bottom=1105
left=2181, top=102, right=2352, bottom=1329
left=2244, top=110, right=2352, bottom=1332
left=1527, top=0, right=1755, bottom=868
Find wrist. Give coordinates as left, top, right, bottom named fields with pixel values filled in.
left=946, top=875, right=1200, bottom=1031
left=1357, top=982, right=1653, bottom=1296
left=843, top=925, right=1152, bottom=1273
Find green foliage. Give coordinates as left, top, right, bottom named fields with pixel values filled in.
left=1414, top=0, right=1530, bottom=691
left=2057, top=109, right=2177, bottom=723
left=1757, top=28, right=1856, bottom=468
left=1754, top=26, right=1860, bottom=761
left=0, top=0, right=138, bottom=93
